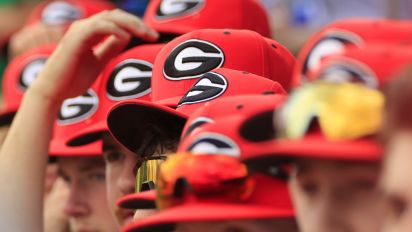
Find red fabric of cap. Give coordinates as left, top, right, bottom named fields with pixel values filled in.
left=123, top=174, right=294, bottom=232
left=144, top=0, right=271, bottom=37
left=292, top=19, right=412, bottom=87
left=151, top=29, right=295, bottom=108
left=0, top=44, right=56, bottom=126
left=175, top=68, right=287, bottom=116
left=107, top=68, right=287, bottom=154
left=27, top=0, right=114, bottom=26
left=248, top=131, right=383, bottom=162
left=66, top=44, right=165, bottom=146
left=49, top=80, right=102, bottom=156
left=178, top=94, right=287, bottom=160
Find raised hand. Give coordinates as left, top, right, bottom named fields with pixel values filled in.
left=29, top=9, right=159, bottom=104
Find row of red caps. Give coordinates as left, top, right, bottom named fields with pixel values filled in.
left=2, top=0, right=412, bottom=231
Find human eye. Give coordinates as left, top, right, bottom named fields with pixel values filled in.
left=300, top=179, right=320, bottom=197
left=87, top=170, right=106, bottom=182
left=103, top=150, right=124, bottom=164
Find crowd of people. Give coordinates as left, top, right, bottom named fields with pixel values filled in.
left=0, top=0, right=412, bottom=232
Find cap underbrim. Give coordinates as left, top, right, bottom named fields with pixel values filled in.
left=117, top=190, right=157, bottom=210
left=123, top=203, right=294, bottom=232
left=107, top=99, right=187, bottom=154
left=66, top=119, right=107, bottom=146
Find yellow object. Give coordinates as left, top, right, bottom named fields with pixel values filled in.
left=280, top=81, right=384, bottom=141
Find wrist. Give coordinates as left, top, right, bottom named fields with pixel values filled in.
left=24, top=83, right=64, bottom=113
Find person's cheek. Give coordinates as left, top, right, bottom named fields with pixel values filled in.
left=105, top=163, right=121, bottom=217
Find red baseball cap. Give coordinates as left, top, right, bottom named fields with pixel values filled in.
left=27, top=0, right=114, bottom=26
left=0, top=44, right=56, bottom=126
left=252, top=130, right=382, bottom=162
left=307, top=44, right=412, bottom=89
left=178, top=94, right=287, bottom=160
left=244, top=83, right=383, bottom=162
left=152, top=29, right=295, bottom=106
left=116, top=94, right=289, bottom=210
left=107, top=68, right=287, bottom=154
left=143, top=0, right=271, bottom=37
left=293, top=19, right=412, bottom=87
left=122, top=153, right=294, bottom=232
left=49, top=80, right=102, bottom=156
left=65, top=44, right=165, bottom=146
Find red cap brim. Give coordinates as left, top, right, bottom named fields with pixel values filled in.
left=107, top=99, right=187, bottom=154
left=123, top=203, right=294, bottom=232
left=117, top=190, right=157, bottom=210
left=249, top=135, right=382, bottom=162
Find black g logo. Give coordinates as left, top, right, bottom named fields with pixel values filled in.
left=156, top=0, right=204, bottom=19
left=163, top=39, right=224, bottom=80
left=106, top=59, right=152, bottom=101
left=18, top=57, right=47, bottom=91
left=181, top=117, right=213, bottom=139
left=42, top=1, right=83, bottom=25
left=58, top=89, right=99, bottom=125
left=178, top=72, right=227, bottom=106
left=187, top=133, right=240, bottom=157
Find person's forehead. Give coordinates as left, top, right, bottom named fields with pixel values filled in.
left=176, top=219, right=287, bottom=232
left=58, top=156, right=105, bottom=172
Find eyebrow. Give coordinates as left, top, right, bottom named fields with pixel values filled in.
left=78, top=160, right=105, bottom=172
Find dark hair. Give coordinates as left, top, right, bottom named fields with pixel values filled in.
left=382, top=64, right=412, bottom=143
left=133, top=122, right=180, bottom=158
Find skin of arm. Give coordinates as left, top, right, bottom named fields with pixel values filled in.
left=0, top=9, right=158, bottom=232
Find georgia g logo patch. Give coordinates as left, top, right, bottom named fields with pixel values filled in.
left=177, top=72, right=227, bottom=106
left=106, top=59, right=152, bottom=101
left=156, top=0, right=205, bottom=19
left=58, top=89, right=99, bottom=125
left=303, top=30, right=362, bottom=79
left=187, top=133, right=240, bottom=157
left=18, top=57, right=47, bottom=91
left=163, top=39, right=224, bottom=80
left=41, top=1, right=83, bottom=26
left=318, top=62, right=378, bottom=88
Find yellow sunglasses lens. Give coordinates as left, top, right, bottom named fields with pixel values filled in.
left=135, top=158, right=165, bottom=193
left=281, top=82, right=384, bottom=140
